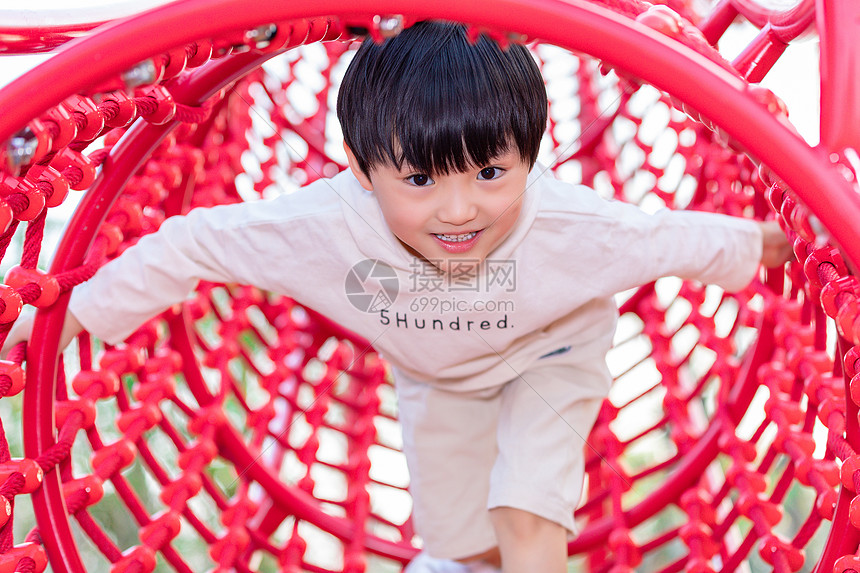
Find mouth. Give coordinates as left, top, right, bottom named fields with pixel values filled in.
left=432, top=229, right=483, bottom=253
left=433, top=231, right=478, bottom=242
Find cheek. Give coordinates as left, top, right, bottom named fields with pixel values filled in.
left=387, top=214, right=416, bottom=239
left=490, top=196, right=524, bottom=234
left=379, top=202, right=423, bottom=240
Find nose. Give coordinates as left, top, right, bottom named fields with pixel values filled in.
left=437, top=183, right=478, bottom=226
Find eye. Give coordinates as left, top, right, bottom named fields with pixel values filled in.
left=477, top=166, right=504, bottom=180
left=406, top=173, right=434, bottom=187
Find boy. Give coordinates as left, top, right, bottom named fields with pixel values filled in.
left=10, top=21, right=791, bottom=573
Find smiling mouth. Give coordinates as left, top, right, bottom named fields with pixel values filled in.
left=433, top=231, right=478, bottom=242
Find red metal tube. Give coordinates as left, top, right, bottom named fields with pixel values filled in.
left=730, top=0, right=816, bottom=42
left=818, top=0, right=860, bottom=152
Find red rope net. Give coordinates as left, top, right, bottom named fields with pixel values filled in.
left=0, top=0, right=857, bottom=571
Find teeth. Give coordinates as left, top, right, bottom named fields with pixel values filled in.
left=434, top=231, right=477, bottom=242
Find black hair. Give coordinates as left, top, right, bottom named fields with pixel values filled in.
left=337, top=21, right=547, bottom=177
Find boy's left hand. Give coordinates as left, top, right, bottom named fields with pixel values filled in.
left=758, top=221, right=794, bottom=268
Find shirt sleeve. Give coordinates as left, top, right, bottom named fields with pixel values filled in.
left=68, top=204, right=249, bottom=344
left=593, top=199, right=763, bottom=295
left=67, top=188, right=342, bottom=344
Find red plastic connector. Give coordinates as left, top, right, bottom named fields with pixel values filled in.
left=0, top=361, right=25, bottom=397
left=25, top=164, right=70, bottom=208
left=0, top=285, right=23, bottom=324
left=62, top=95, right=105, bottom=142
left=49, top=147, right=96, bottom=190
left=0, top=542, right=48, bottom=573
left=134, top=85, right=176, bottom=125
left=100, top=91, right=137, bottom=128
left=3, top=266, right=60, bottom=308
left=110, top=546, right=156, bottom=573
left=72, top=369, right=121, bottom=399
left=0, top=459, right=43, bottom=493
left=91, top=439, right=136, bottom=479
left=40, top=104, right=77, bottom=149
left=63, top=475, right=105, bottom=508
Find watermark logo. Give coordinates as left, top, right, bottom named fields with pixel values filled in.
left=345, top=259, right=399, bottom=312
left=346, top=258, right=517, bottom=315
left=408, top=259, right=517, bottom=293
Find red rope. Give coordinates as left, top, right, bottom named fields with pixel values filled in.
left=21, top=211, right=46, bottom=269
left=173, top=99, right=214, bottom=123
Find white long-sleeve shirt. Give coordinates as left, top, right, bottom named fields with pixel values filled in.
left=69, top=167, right=762, bottom=391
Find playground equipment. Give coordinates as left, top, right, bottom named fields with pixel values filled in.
left=0, top=0, right=858, bottom=570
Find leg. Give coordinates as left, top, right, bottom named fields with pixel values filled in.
left=458, top=547, right=501, bottom=568
left=393, top=367, right=502, bottom=561
left=489, top=507, right=567, bottom=573
left=487, top=337, right=614, bottom=571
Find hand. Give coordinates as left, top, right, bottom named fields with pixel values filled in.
left=0, top=309, right=84, bottom=360
left=758, top=221, right=793, bottom=268
left=1, top=309, right=34, bottom=360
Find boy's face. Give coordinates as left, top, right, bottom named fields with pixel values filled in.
left=346, top=146, right=530, bottom=272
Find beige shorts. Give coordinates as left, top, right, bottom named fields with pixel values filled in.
left=393, top=334, right=613, bottom=560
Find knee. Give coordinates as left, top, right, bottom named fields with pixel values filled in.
left=489, top=507, right=564, bottom=542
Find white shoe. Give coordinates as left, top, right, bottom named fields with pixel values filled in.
left=404, top=552, right=501, bottom=573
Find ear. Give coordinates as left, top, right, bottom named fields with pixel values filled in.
left=343, top=142, right=374, bottom=191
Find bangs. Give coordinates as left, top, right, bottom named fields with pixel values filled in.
left=338, top=21, right=547, bottom=177
left=391, top=83, right=517, bottom=174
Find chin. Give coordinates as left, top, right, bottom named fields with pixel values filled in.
left=440, top=256, right=484, bottom=272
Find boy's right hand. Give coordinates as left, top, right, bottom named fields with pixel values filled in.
left=1, top=310, right=84, bottom=360
left=1, top=310, right=34, bottom=359
left=758, top=221, right=794, bottom=268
